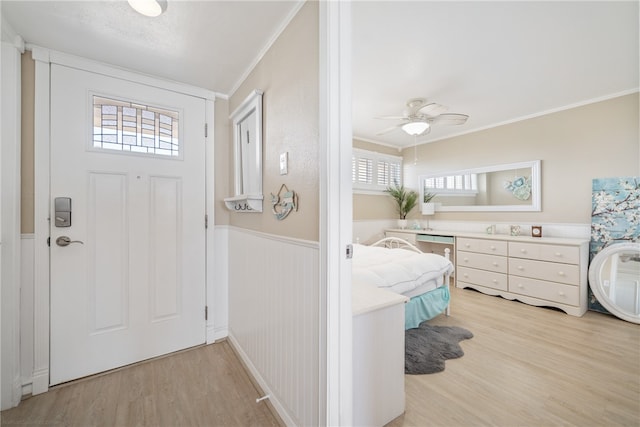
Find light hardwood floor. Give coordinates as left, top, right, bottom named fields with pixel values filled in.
left=3, top=287, right=639, bottom=427
left=1, top=340, right=283, bottom=427
left=389, top=285, right=640, bottom=427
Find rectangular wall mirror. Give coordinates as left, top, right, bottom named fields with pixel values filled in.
left=224, top=89, right=264, bottom=212
left=419, top=160, right=541, bottom=212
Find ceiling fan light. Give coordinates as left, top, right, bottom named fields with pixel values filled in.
left=128, top=0, right=167, bottom=17
left=401, top=121, right=429, bottom=136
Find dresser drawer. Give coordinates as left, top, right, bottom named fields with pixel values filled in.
left=416, top=234, right=455, bottom=244
left=509, top=242, right=579, bottom=264
left=457, top=266, right=508, bottom=291
left=458, top=238, right=508, bottom=256
left=509, top=276, right=580, bottom=306
left=385, top=231, right=416, bottom=244
left=509, top=258, right=580, bottom=285
left=458, top=251, right=508, bottom=273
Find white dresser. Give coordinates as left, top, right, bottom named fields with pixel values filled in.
left=456, top=235, right=589, bottom=316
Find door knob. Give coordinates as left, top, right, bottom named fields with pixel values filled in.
left=56, top=236, right=84, bottom=247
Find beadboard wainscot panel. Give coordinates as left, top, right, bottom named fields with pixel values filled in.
left=227, top=227, right=319, bottom=427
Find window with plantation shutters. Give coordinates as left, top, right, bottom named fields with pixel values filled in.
left=352, top=148, right=403, bottom=193
left=423, top=173, right=478, bottom=195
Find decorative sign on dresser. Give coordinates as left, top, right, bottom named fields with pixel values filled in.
left=456, top=235, right=589, bottom=316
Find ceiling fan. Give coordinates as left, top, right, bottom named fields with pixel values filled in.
left=376, top=98, right=469, bottom=136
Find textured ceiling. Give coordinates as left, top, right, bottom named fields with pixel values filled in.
left=1, top=0, right=304, bottom=96
left=352, top=1, right=639, bottom=148
left=2, top=1, right=638, bottom=148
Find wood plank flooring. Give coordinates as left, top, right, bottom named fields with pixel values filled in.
left=388, top=286, right=640, bottom=427
left=1, top=340, right=282, bottom=427
left=3, top=286, right=639, bottom=426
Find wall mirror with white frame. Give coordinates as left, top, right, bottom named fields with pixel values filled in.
left=589, top=242, right=640, bottom=324
left=224, top=89, right=264, bottom=212
left=419, top=160, right=541, bottom=212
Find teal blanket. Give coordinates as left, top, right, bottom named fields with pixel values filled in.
left=405, top=287, right=450, bottom=329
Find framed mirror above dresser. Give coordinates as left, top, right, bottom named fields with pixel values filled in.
left=419, top=160, right=541, bottom=212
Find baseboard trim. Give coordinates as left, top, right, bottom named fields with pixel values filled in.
left=21, top=382, right=32, bottom=399
left=207, top=325, right=228, bottom=343
left=227, top=332, right=295, bottom=427
left=31, top=369, right=48, bottom=395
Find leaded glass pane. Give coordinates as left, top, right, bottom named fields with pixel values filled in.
left=93, top=95, right=180, bottom=157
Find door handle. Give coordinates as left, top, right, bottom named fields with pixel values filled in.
left=56, top=236, right=84, bottom=247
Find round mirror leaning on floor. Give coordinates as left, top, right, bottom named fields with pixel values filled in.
left=588, top=242, right=640, bottom=324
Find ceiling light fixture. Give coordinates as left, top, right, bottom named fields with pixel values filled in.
left=128, top=0, right=167, bottom=17
left=401, top=120, right=429, bottom=136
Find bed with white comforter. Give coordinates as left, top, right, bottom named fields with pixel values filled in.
left=352, top=238, right=454, bottom=328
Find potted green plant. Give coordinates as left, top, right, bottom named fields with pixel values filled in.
left=385, top=184, right=418, bottom=229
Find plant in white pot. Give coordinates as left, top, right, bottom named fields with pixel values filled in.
left=385, top=184, right=418, bottom=229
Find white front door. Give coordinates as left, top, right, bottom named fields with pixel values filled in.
left=49, top=64, right=206, bottom=385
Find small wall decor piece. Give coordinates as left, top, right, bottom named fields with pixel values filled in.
left=510, top=225, right=521, bottom=236
left=271, top=184, right=298, bottom=221
left=531, top=225, right=542, bottom=237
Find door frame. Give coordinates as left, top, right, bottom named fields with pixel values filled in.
left=31, top=47, right=219, bottom=394
left=319, top=1, right=353, bottom=425
left=1, top=33, right=26, bottom=410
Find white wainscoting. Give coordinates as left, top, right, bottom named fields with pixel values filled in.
left=227, top=227, right=319, bottom=427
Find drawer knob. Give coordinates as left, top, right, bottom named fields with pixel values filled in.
left=518, top=284, right=523, bottom=288
left=558, top=271, right=565, bottom=276
left=463, top=273, right=469, bottom=278
left=463, top=258, right=469, bottom=262
left=520, top=249, right=526, bottom=253
left=555, top=252, right=562, bottom=257
left=517, top=266, right=524, bottom=270
left=492, top=279, right=498, bottom=283
left=558, top=291, right=565, bottom=296
left=465, top=243, right=470, bottom=248
left=490, top=246, right=496, bottom=250
left=492, top=262, right=498, bottom=266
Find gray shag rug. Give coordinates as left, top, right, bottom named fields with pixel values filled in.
left=405, top=323, right=473, bottom=374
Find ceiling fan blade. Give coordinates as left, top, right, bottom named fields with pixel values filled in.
left=418, top=102, right=448, bottom=117
left=431, top=113, right=469, bottom=125
left=374, top=115, right=408, bottom=120
left=376, top=124, right=403, bottom=135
